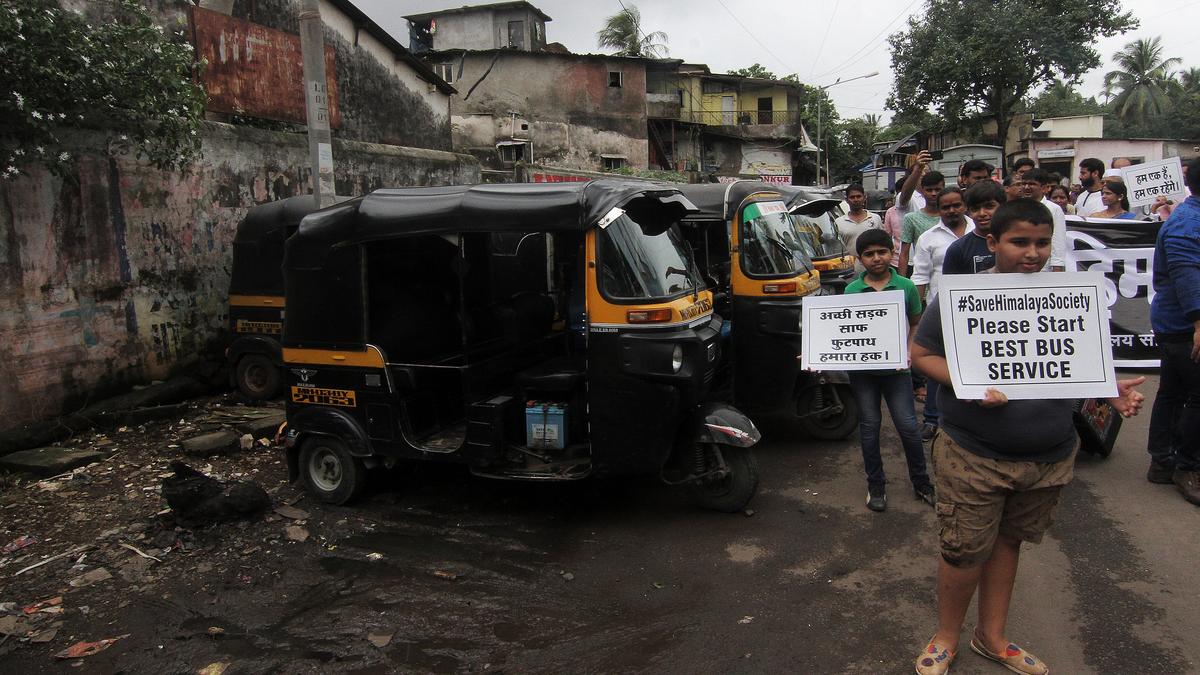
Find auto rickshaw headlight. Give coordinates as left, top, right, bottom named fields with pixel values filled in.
left=671, top=344, right=684, bottom=373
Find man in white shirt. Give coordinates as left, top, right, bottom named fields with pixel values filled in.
left=835, top=183, right=883, bottom=267
left=1074, top=157, right=1106, bottom=217
left=1025, top=168, right=1067, bottom=271
left=910, top=187, right=969, bottom=438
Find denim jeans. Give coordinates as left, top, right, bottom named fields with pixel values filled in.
left=923, top=379, right=941, bottom=427
left=849, top=371, right=930, bottom=487
left=1148, top=340, right=1200, bottom=472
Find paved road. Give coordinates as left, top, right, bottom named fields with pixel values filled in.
left=9, top=375, right=1196, bottom=673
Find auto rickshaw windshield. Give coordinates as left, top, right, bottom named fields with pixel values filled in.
left=791, top=211, right=845, bottom=259
left=740, top=201, right=816, bottom=276
left=599, top=214, right=702, bottom=301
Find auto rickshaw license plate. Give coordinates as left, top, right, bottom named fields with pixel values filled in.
left=291, top=386, right=357, bottom=407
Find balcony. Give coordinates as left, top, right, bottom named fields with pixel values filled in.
left=679, top=109, right=803, bottom=139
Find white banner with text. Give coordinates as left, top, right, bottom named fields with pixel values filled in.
left=937, top=272, right=1117, bottom=400
left=801, top=291, right=909, bottom=371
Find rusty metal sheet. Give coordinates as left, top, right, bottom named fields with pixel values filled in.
left=189, top=7, right=341, bottom=128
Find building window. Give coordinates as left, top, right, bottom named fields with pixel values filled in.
left=701, top=81, right=724, bottom=94
left=507, top=20, right=525, bottom=49
left=602, top=156, right=627, bottom=171
left=433, top=63, right=454, bottom=84
left=608, top=71, right=623, bottom=88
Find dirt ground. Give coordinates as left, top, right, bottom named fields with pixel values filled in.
left=2, top=376, right=1198, bottom=674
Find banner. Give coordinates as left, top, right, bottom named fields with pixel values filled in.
left=801, top=291, right=909, bottom=371
left=937, top=272, right=1117, bottom=400
left=1066, top=215, right=1159, bottom=368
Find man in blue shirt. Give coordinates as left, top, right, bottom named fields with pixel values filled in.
left=1147, top=157, right=1200, bottom=506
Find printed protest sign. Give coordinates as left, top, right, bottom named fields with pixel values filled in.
left=938, top=272, right=1116, bottom=400
left=1121, top=157, right=1186, bottom=208
left=801, top=291, right=908, bottom=371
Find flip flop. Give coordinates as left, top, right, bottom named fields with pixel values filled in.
left=969, top=632, right=1048, bottom=675
left=915, top=639, right=955, bottom=675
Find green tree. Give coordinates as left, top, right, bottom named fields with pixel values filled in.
left=1104, top=37, right=1182, bottom=126
left=1180, top=67, right=1200, bottom=93
left=1025, top=80, right=1105, bottom=118
left=0, top=0, right=206, bottom=178
left=887, top=0, right=1135, bottom=147
left=596, top=4, right=668, bottom=58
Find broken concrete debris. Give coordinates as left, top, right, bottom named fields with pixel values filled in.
left=0, top=447, right=108, bottom=477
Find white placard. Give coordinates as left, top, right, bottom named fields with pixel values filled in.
left=938, top=272, right=1116, bottom=400
left=801, top=291, right=909, bottom=371
left=1121, top=157, right=1186, bottom=207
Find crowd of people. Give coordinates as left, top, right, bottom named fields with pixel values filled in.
left=827, top=152, right=1200, bottom=675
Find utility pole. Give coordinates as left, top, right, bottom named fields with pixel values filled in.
left=299, top=0, right=335, bottom=209
left=814, top=71, right=879, bottom=186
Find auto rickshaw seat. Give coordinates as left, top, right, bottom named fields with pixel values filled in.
left=516, top=356, right=584, bottom=393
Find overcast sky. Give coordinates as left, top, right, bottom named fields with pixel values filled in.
left=355, top=0, right=1199, bottom=126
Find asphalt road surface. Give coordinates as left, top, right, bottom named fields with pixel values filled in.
left=5, top=374, right=1196, bottom=673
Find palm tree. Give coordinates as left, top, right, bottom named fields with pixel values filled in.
left=596, top=5, right=668, bottom=58
left=1103, top=37, right=1181, bottom=126
left=1181, top=67, right=1200, bottom=93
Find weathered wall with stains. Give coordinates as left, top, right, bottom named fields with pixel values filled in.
left=228, top=0, right=452, bottom=149
left=0, top=123, right=478, bottom=430
left=450, top=51, right=649, bottom=171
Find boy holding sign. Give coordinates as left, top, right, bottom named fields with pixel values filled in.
left=844, top=229, right=934, bottom=512
left=909, top=199, right=1146, bottom=675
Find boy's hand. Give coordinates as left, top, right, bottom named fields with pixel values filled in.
left=1108, top=376, right=1146, bottom=418
left=914, top=150, right=931, bottom=170
left=977, top=387, right=1008, bottom=408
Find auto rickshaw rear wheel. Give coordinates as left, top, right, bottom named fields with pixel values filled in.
left=236, top=354, right=282, bottom=400
left=795, top=383, right=859, bottom=440
left=684, top=443, right=759, bottom=513
left=299, top=436, right=367, bottom=505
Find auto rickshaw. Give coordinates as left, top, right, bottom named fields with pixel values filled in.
left=777, top=186, right=858, bottom=295
left=678, top=181, right=859, bottom=440
left=279, top=180, right=761, bottom=511
left=226, top=196, right=322, bottom=399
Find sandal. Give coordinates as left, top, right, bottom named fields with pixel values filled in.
left=915, top=639, right=955, bottom=675
left=969, top=631, right=1048, bottom=675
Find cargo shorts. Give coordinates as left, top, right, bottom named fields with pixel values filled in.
left=932, top=431, right=1075, bottom=568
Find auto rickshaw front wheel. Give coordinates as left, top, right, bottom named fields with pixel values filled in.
left=795, top=383, right=859, bottom=440
left=299, top=436, right=367, bottom=505
left=684, top=444, right=759, bottom=513
left=235, top=354, right=282, bottom=400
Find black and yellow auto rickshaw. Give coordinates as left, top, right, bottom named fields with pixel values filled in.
left=279, top=181, right=761, bottom=511
left=226, top=196, right=322, bottom=399
left=677, top=181, right=859, bottom=440
left=777, top=185, right=857, bottom=295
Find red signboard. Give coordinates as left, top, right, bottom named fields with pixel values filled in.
left=189, top=7, right=341, bottom=128
left=532, top=173, right=591, bottom=183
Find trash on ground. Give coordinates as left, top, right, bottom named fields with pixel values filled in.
left=22, top=596, right=62, bottom=615
left=69, top=567, right=113, bottom=588
left=367, top=631, right=394, bottom=648
left=273, top=505, right=310, bottom=521
left=2, top=535, right=36, bottom=555
left=433, top=570, right=460, bottom=581
left=284, top=526, right=309, bottom=542
left=160, top=461, right=269, bottom=527
left=54, top=634, right=129, bottom=659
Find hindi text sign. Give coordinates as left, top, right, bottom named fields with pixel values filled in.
left=938, top=272, right=1116, bottom=400
left=1121, top=157, right=1186, bottom=208
left=802, top=291, right=908, bottom=371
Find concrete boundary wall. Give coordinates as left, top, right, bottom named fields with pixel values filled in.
left=0, top=122, right=479, bottom=430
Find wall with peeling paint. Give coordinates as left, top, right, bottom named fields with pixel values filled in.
left=0, top=122, right=478, bottom=430
left=448, top=51, right=649, bottom=172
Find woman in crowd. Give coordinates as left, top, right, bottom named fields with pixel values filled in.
left=1092, top=181, right=1137, bottom=220
left=1049, top=184, right=1076, bottom=215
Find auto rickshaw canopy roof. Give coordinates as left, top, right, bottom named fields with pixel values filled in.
left=285, top=180, right=697, bottom=270
left=773, top=185, right=843, bottom=217
left=677, top=181, right=792, bottom=222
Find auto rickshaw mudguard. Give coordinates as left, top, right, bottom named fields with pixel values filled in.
left=228, top=335, right=283, bottom=365
left=692, top=402, right=761, bottom=448
left=284, top=407, right=375, bottom=482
